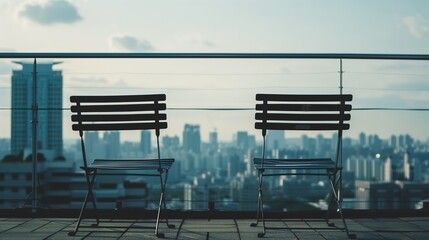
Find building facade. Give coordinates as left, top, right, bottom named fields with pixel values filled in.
left=140, top=130, right=152, bottom=157
left=11, top=62, right=63, bottom=158
left=183, top=124, right=201, bottom=153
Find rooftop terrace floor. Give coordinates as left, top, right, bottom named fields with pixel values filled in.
left=1, top=216, right=429, bottom=240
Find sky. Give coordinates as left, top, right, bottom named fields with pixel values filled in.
left=0, top=0, right=429, bottom=142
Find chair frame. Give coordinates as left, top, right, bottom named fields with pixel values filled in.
left=250, top=94, right=355, bottom=239
left=68, top=94, right=175, bottom=238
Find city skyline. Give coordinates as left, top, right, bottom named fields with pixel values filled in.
left=1, top=118, right=427, bottom=211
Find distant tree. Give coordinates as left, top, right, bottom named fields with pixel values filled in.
left=2, top=154, right=21, bottom=162
left=24, top=153, right=46, bottom=162
left=17, top=150, right=24, bottom=161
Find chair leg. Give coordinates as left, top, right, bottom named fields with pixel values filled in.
left=250, top=194, right=261, bottom=227
left=258, top=190, right=266, bottom=238
left=162, top=198, right=175, bottom=229
left=251, top=171, right=262, bottom=227
left=155, top=190, right=164, bottom=237
left=326, top=175, right=336, bottom=227
left=328, top=176, right=356, bottom=239
left=155, top=171, right=168, bottom=238
left=250, top=171, right=266, bottom=237
left=162, top=171, right=175, bottom=229
left=69, top=172, right=98, bottom=236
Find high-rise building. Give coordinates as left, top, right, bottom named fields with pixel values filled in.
left=183, top=124, right=201, bottom=153
left=404, top=152, right=411, bottom=180
left=11, top=62, right=63, bottom=158
left=209, top=130, right=218, bottom=153
left=384, top=156, right=392, bottom=182
left=359, top=132, right=366, bottom=147
left=104, top=131, right=120, bottom=158
left=399, top=135, right=405, bottom=148
left=248, top=134, right=256, bottom=150
left=405, top=134, right=414, bottom=148
left=162, top=135, right=180, bottom=150
left=140, top=130, right=151, bottom=157
left=355, top=180, right=401, bottom=210
left=184, top=173, right=217, bottom=210
left=368, top=134, right=382, bottom=149
left=266, top=130, right=285, bottom=150
left=84, top=132, right=103, bottom=161
left=236, top=131, right=249, bottom=150
left=413, top=159, right=423, bottom=182
left=302, top=135, right=316, bottom=155
left=390, top=135, right=398, bottom=148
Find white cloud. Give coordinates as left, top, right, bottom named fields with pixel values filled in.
left=16, top=0, right=82, bottom=25
left=402, top=15, right=429, bottom=38
left=109, top=34, right=154, bottom=52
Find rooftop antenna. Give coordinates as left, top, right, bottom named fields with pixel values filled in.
left=339, top=58, right=343, bottom=94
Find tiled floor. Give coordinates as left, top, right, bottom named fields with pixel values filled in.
left=1, top=217, right=429, bottom=239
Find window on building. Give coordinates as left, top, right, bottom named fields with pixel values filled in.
left=12, top=173, right=19, bottom=180
left=99, top=183, right=117, bottom=189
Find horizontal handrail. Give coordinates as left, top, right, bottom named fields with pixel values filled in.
left=1, top=52, right=429, bottom=60
left=1, top=107, right=429, bottom=111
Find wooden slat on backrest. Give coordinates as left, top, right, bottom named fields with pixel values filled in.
left=70, top=94, right=167, bottom=132
left=71, top=103, right=166, bottom=113
left=255, top=94, right=352, bottom=132
left=255, top=103, right=352, bottom=112
left=256, top=94, right=352, bottom=102
left=71, top=113, right=167, bottom=122
left=255, top=113, right=351, bottom=121
left=70, top=94, right=166, bottom=103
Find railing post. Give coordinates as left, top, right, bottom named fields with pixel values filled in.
left=338, top=58, right=343, bottom=201
left=31, top=58, right=38, bottom=212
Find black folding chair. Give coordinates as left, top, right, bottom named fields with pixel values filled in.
left=251, top=94, right=355, bottom=239
left=68, top=94, right=175, bottom=238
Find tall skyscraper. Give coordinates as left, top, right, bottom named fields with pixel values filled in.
left=404, top=152, right=411, bottom=180
left=399, top=135, right=405, bottom=148
left=183, top=124, right=201, bottom=153
left=11, top=62, right=63, bottom=158
left=236, top=131, right=249, bottom=150
left=104, top=131, right=120, bottom=158
left=140, top=130, right=151, bottom=157
left=390, top=135, right=398, bottom=148
left=162, top=135, right=180, bottom=150
left=384, top=156, right=392, bottom=182
left=405, top=134, right=414, bottom=148
left=266, top=130, right=285, bottom=150
left=209, top=130, right=218, bottom=153
left=359, top=132, right=366, bottom=147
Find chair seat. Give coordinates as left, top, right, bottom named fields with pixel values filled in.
left=86, top=158, right=175, bottom=170
left=254, top=158, right=336, bottom=170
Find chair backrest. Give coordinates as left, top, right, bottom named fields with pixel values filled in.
left=70, top=94, right=167, bottom=167
left=70, top=94, right=167, bottom=136
left=255, top=94, right=352, bottom=165
left=255, top=94, right=352, bottom=137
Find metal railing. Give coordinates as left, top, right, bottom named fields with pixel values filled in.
left=1, top=52, right=429, bottom=213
